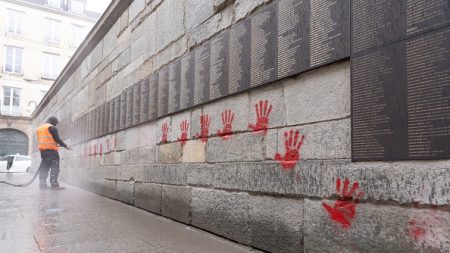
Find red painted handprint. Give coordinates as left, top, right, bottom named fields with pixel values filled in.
left=178, top=120, right=189, bottom=147
left=275, top=129, right=305, bottom=170
left=217, top=110, right=234, bottom=140
left=99, top=143, right=103, bottom=157
left=322, top=178, right=364, bottom=229
left=195, top=114, right=210, bottom=143
left=249, top=100, right=272, bottom=134
left=161, top=122, right=169, bottom=144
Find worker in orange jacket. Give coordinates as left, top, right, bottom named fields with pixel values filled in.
left=36, top=117, right=71, bottom=190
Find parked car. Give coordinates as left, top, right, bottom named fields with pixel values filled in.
left=0, top=154, right=32, bottom=173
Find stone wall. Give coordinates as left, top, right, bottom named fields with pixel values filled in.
left=32, top=0, right=450, bottom=252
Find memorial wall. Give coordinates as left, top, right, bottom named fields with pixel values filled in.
left=351, top=0, right=450, bottom=161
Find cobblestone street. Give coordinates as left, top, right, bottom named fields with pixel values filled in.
left=0, top=173, right=258, bottom=253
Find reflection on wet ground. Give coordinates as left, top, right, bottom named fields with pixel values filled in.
left=0, top=173, right=259, bottom=253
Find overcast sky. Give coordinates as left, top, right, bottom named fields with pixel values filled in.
left=85, top=0, right=111, bottom=13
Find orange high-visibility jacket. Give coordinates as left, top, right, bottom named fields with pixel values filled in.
left=37, top=123, right=58, bottom=151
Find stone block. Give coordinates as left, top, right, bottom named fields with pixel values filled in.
left=303, top=199, right=450, bottom=253
left=206, top=133, right=264, bottom=162
left=284, top=61, right=350, bottom=125
left=101, top=179, right=117, bottom=199
left=115, top=165, right=146, bottom=182
left=129, top=0, right=145, bottom=22
left=234, top=0, right=267, bottom=21
left=118, top=47, right=131, bottom=70
left=187, top=4, right=234, bottom=48
left=250, top=196, right=304, bottom=253
left=143, top=164, right=163, bottom=183
left=272, top=119, right=351, bottom=161
left=202, top=92, right=249, bottom=136
left=138, top=146, right=157, bottom=164
left=265, top=128, right=278, bottom=159
left=131, top=35, right=147, bottom=62
left=155, top=36, right=188, bottom=69
left=103, top=22, right=119, bottom=58
left=90, top=40, right=104, bottom=70
left=119, top=8, right=129, bottom=34
left=138, top=122, right=158, bottom=147
left=186, top=163, right=214, bottom=187
left=185, top=0, right=215, bottom=31
left=170, top=110, right=191, bottom=142
left=134, top=182, right=162, bottom=214
left=161, top=164, right=187, bottom=186
left=158, top=143, right=182, bottom=164
left=115, top=131, right=126, bottom=151
left=182, top=140, right=206, bottom=163
left=191, top=188, right=251, bottom=245
left=155, top=0, right=185, bottom=53
left=214, top=0, right=234, bottom=11
left=161, top=185, right=191, bottom=223
left=249, top=84, right=286, bottom=130
left=125, top=127, right=140, bottom=149
left=116, top=181, right=135, bottom=204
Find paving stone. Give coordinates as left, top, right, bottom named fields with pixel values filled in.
left=161, top=185, right=191, bottom=223
left=134, top=182, right=162, bottom=214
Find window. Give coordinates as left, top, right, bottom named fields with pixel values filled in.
left=44, top=18, right=61, bottom=43
left=70, top=24, right=87, bottom=48
left=5, top=9, right=25, bottom=35
left=70, top=0, right=85, bottom=14
left=2, top=87, right=21, bottom=116
left=46, top=0, right=62, bottom=9
left=4, top=46, right=23, bottom=74
left=42, top=53, right=61, bottom=79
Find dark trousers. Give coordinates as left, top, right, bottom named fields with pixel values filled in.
left=38, top=150, right=60, bottom=186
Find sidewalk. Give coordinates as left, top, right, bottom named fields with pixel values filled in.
left=0, top=173, right=259, bottom=253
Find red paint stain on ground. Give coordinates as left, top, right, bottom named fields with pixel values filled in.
left=275, top=129, right=305, bottom=170
left=195, top=114, right=210, bottom=143
left=178, top=120, right=189, bottom=147
left=322, top=178, right=364, bottom=229
left=161, top=122, right=169, bottom=144
left=249, top=100, right=272, bottom=134
left=217, top=110, right=234, bottom=140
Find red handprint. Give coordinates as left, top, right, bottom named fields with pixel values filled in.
left=99, top=143, right=103, bottom=157
left=217, top=110, right=234, bottom=140
left=322, top=178, right=364, bottom=229
left=84, top=145, right=87, bottom=159
left=93, top=143, right=97, bottom=157
left=178, top=120, right=189, bottom=147
left=195, top=114, right=210, bottom=143
left=161, top=122, right=169, bottom=144
left=275, top=129, right=305, bottom=170
left=249, top=100, right=272, bottom=134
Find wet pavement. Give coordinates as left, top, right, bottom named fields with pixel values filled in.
left=0, top=173, right=259, bottom=253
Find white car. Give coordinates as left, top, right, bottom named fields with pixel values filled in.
left=0, top=154, right=32, bottom=173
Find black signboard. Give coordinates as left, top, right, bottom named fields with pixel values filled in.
left=149, top=73, right=158, bottom=120
left=114, top=95, right=121, bottom=131
left=277, top=0, right=310, bottom=79
left=180, top=53, right=194, bottom=110
left=250, top=3, right=278, bottom=87
left=157, top=67, right=169, bottom=117
left=120, top=91, right=127, bottom=130
left=351, top=2, right=450, bottom=161
left=194, top=41, right=211, bottom=105
left=140, top=78, right=150, bottom=122
left=210, top=31, right=230, bottom=100
left=229, top=19, right=251, bottom=94
left=133, top=82, right=141, bottom=125
left=104, top=101, right=110, bottom=135
left=168, top=60, right=181, bottom=113
left=126, top=87, right=134, bottom=128
left=309, top=0, right=350, bottom=67
left=109, top=99, right=115, bottom=133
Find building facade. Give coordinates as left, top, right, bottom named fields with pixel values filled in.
left=0, top=0, right=102, bottom=156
